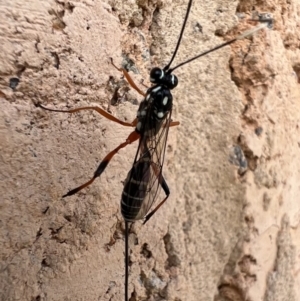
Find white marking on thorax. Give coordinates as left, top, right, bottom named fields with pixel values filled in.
left=160, top=70, right=164, bottom=79
left=162, top=96, right=168, bottom=106
left=157, top=112, right=164, bottom=118
left=152, top=86, right=161, bottom=93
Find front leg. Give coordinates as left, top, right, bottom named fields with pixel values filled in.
left=110, top=58, right=146, bottom=97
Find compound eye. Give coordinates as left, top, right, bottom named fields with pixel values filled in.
left=168, top=74, right=178, bottom=89
left=150, top=68, right=164, bottom=83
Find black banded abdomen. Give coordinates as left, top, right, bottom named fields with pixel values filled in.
left=121, top=158, right=150, bottom=222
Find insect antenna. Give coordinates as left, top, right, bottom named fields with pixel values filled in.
left=163, top=0, right=194, bottom=71
left=168, top=19, right=273, bottom=73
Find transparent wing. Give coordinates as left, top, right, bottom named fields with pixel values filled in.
left=123, top=107, right=172, bottom=221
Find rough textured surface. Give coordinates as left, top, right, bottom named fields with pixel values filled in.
left=1, top=0, right=300, bottom=301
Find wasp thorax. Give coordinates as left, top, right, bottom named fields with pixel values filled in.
left=151, top=87, right=173, bottom=120
left=149, top=67, right=178, bottom=89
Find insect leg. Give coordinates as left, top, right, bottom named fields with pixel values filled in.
left=169, top=121, right=180, bottom=127
left=36, top=103, right=138, bottom=127
left=110, top=58, right=146, bottom=97
left=63, top=130, right=140, bottom=197
left=142, top=161, right=170, bottom=225
left=143, top=173, right=170, bottom=225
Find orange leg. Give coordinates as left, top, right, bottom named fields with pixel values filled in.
left=36, top=103, right=138, bottom=127
left=169, top=121, right=180, bottom=127
left=110, top=58, right=146, bottom=97
left=63, top=131, right=140, bottom=197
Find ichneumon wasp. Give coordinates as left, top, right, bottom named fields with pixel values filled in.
left=35, top=0, right=272, bottom=299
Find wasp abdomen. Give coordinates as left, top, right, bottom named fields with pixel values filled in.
left=121, top=155, right=151, bottom=221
